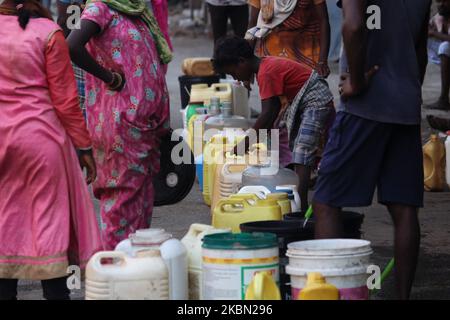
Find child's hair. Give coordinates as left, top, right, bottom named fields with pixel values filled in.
left=212, top=36, right=255, bottom=71
left=14, top=0, right=52, bottom=30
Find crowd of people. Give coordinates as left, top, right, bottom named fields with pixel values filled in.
left=0, top=0, right=443, bottom=300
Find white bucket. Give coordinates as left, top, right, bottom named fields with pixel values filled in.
left=286, top=239, right=373, bottom=300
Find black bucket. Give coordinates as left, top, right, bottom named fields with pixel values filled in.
left=178, top=75, right=221, bottom=109
left=240, top=220, right=315, bottom=300
left=283, top=211, right=365, bottom=239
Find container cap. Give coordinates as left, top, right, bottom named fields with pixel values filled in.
left=202, top=232, right=277, bottom=250
left=130, top=228, right=172, bottom=246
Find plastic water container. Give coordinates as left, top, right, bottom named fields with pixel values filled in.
left=298, top=273, right=339, bottom=300
left=423, top=134, right=446, bottom=191
left=240, top=220, right=315, bottom=300
left=239, top=185, right=300, bottom=214
left=115, top=229, right=188, bottom=300
left=242, top=163, right=299, bottom=192
left=211, top=158, right=248, bottom=214
left=204, top=102, right=250, bottom=133
left=115, top=228, right=172, bottom=256
left=276, top=185, right=301, bottom=212
left=188, top=109, right=210, bottom=156
left=85, top=250, right=169, bottom=300
left=266, top=193, right=292, bottom=215
left=181, top=224, right=230, bottom=300
left=212, top=195, right=282, bottom=232
left=220, top=79, right=251, bottom=119
left=190, top=83, right=232, bottom=106
left=446, top=132, right=450, bottom=188
left=202, top=135, right=244, bottom=206
left=182, top=58, right=215, bottom=77
left=286, top=239, right=373, bottom=300
left=195, top=155, right=204, bottom=191
left=202, top=232, right=280, bottom=300
left=245, top=271, right=281, bottom=300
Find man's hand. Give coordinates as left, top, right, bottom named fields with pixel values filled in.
left=339, top=65, right=379, bottom=100
left=79, top=151, right=97, bottom=184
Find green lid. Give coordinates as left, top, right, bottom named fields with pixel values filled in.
left=202, top=232, right=277, bottom=250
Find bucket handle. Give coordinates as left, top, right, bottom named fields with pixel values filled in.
left=93, top=251, right=126, bottom=270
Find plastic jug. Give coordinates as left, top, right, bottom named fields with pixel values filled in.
left=182, top=58, right=215, bottom=77
left=190, top=83, right=232, bottom=105
left=202, top=135, right=244, bottom=206
left=276, top=185, right=301, bottom=212
left=267, top=193, right=292, bottom=215
left=204, top=102, right=250, bottom=133
left=238, top=186, right=294, bottom=215
left=245, top=271, right=282, bottom=300
left=85, top=250, right=169, bottom=300
left=211, top=157, right=248, bottom=214
left=195, top=154, right=204, bottom=191
left=423, top=134, right=446, bottom=191
left=115, top=228, right=188, bottom=300
left=220, top=79, right=251, bottom=119
left=298, top=272, right=339, bottom=300
left=181, top=224, right=230, bottom=300
left=212, top=195, right=282, bottom=232
left=241, top=163, right=299, bottom=192
left=210, top=148, right=267, bottom=213
left=115, top=228, right=172, bottom=256
left=187, top=108, right=209, bottom=153
left=446, top=132, right=450, bottom=188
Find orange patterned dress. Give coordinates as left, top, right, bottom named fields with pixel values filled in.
left=249, top=0, right=324, bottom=68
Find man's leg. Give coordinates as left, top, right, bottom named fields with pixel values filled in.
left=387, top=204, right=420, bottom=300
left=378, top=124, right=423, bottom=300
left=427, top=42, right=450, bottom=110
left=208, top=4, right=229, bottom=44
left=313, top=202, right=344, bottom=238
left=228, top=4, right=250, bottom=39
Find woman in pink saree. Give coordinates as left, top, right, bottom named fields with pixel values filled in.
left=0, top=0, right=102, bottom=300
left=68, top=0, right=171, bottom=250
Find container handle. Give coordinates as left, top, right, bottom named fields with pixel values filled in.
left=93, top=251, right=126, bottom=270
left=189, top=224, right=213, bottom=238
left=218, top=198, right=249, bottom=213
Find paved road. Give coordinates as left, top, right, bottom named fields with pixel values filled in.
left=17, top=36, right=450, bottom=300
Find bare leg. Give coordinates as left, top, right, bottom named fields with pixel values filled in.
left=295, top=164, right=312, bottom=212
left=427, top=54, right=450, bottom=110
left=387, top=204, right=420, bottom=300
left=312, top=201, right=344, bottom=239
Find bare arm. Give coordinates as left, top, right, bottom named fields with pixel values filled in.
left=418, top=5, right=431, bottom=85
left=234, top=97, right=281, bottom=154
left=341, top=0, right=367, bottom=90
left=248, top=4, right=260, bottom=29
left=67, top=19, right=113, bottom=84
left=315, top=2, right=331, bottom=77
left=56, top=1, right=71, bottom=37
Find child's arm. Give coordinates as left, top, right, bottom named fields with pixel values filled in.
left=234, top=97, right=281, bottom=155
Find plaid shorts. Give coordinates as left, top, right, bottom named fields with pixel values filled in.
left=72, top=63, right=86, bottom=118
left=283, top=71, right=335, bottom=167
left=292, top=104, right=334, bottom=166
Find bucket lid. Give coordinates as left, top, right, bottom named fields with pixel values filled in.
left=202, top=232, right=277, bottom=250
left=130, top=228, right=172, bottom=246
left=287, top=239, right=372, bottom=257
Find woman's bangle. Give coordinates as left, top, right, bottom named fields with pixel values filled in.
left=109, top=72, right=123, bottom=90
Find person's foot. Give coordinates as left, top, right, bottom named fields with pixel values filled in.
left=426, top=115, right=450, bottom=132
left=425, top=99, right=450, bottom=110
